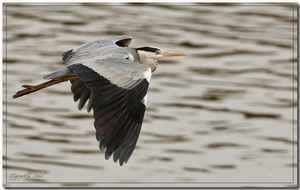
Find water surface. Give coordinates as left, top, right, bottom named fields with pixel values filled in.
left=3, top=3, right=297, bottom=188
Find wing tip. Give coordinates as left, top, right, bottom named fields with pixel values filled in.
left=102, top=145, right=126, bottom=166
left=115, top=35, right=133, bottom=47
left=61, top=49, right=73, bottom=62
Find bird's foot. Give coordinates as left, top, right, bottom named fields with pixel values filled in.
left=21, top=84, right=35, bottom=89
left=13, top=84, right=36, bottom=99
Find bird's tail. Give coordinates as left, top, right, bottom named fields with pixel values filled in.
left=43, top=67, right=72, bottom=80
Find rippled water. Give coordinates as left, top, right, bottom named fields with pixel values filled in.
left=3, top=3, right=298, bottom=188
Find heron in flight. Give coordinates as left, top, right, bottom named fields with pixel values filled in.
left=13, top=35, right=186, bottom=166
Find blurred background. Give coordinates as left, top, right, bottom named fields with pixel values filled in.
left=3, top=3, right=297, bottom=188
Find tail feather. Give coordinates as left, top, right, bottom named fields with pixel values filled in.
left=43, top=67, right=73, bottom=80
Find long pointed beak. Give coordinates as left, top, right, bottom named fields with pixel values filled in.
left=160, top=50, right=186, bottom=57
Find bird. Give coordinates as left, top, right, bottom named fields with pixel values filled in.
left=13, top=35, right=186, bottom=166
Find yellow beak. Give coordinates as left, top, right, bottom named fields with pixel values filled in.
left=160, top=50, right=186, bottom=57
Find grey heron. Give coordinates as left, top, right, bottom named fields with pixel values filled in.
left=13, top=35, right=186, bottom=166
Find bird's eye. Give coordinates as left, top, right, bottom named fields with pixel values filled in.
left=155, top=50, right=160, bottom=54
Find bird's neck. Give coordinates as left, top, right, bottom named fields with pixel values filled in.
left=138, top=53, right=158, bottom=72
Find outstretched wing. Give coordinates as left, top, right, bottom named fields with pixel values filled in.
left=43, top=35, right=133, bottom=112
left=62, top=35, right=132, bottom=64
left=68, top=54, right=151, bottom=166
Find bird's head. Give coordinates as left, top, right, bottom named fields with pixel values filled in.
left=135, top=46, right=186, bottom=72
left=136, top=46, right=186, bottom=60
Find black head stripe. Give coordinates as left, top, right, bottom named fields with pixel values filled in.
left=136, top=46, right=160, bottom=53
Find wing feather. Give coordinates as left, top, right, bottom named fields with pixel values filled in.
left=81, top=54, right=151, bottom=90
left=68, top=55, right=151, bottom=165
left=61, top=35, right=132, bottom=64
